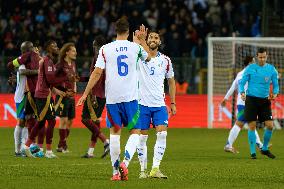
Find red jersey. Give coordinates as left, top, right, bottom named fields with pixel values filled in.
left=90, top=56, right=105, bottom=98
left=17, top=51, right=40, bottom=93
left=35, top=56, right=68, bottom=98
left=62, top=61, right=76, bottom=92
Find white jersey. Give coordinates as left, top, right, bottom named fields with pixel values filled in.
left=224, top=69, right=248, bottom=106
left=95, top=40, right=148, bottom=104
left=14, top=65, right=27, bottom=103
left=138, top=52, right=174, bottom=107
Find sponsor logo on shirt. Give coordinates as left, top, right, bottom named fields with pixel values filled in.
left=48, top=66, right=52, bottom=72
left=265, top=77, right=269, bottom=82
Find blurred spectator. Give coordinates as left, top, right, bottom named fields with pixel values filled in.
left=0, top=0, right=262, bottom=57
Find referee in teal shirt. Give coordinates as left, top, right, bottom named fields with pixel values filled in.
left=239, top=48, right=279, bottom=159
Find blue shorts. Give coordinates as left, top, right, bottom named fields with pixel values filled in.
left=138, top=105, right=168, bottom=130
left=106, top=100, right=140, bottom=130
left=16, top=96, right=26, bottom=120
left=236, top=105, right=246, bottom=122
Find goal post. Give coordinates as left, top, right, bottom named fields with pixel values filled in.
left=208, top=37, right=284, bottom=129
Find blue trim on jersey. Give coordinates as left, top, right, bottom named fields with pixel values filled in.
left=138, top=105, right=168, bottom=130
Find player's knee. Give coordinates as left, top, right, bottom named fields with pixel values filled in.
left=265, top=121, right=274, bottom=130
left=156, top=125, right=167, bottom=132
left=140, top=130, right=148, bottom=135
left=130, top=128, right=140, bottom=135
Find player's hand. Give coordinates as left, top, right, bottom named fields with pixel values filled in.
left=221, top=99, right=227, bottom=107
left=67, top=74, right=76, bottom=82
left=133, top=30, right=140, bottom=44
left=138, top=24, right=148, bottom=40
left=77, top=94, right=87, bottom=106
left=241, top=93, right=246, bottom=101
left=268, top=93, right=278, bottom=100
left=66, top=89, right=75, bottom=97
left=8, top=74, right=16, bottom=86
left=57, top=90, right=66, bottom=97
left=170, top=104, right=177, bottom=116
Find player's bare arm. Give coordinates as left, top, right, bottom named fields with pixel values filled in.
left=77, top=67, right=103, bottom=106
left=168, top=77, right=176, bottom=115
left=19, top=69, right=38, bottom=76
left=137, top=25, right=151, bottom=62
left=221, top=99, right=227, bottom=107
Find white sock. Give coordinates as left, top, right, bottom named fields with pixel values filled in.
left=20, top=127, right=28, bottom=151
left=110, top=134, right=120, bottom=175
left=123, top=134, right=140, bottom=167
left=88, top=148, right=94, bottom=155
left=227, top=124, right=241, bottom=147
left=137, top=134, right=148, bottom=172
left=152, top=131, right=167, bottom=169
left=255, top=130, right=263, bottom=148
left=14, top=125, right=22, bottom=153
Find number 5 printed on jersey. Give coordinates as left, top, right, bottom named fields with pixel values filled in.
left=117, top=55, right=128, bottom=76
left=150, top=67, right=155, bottom=75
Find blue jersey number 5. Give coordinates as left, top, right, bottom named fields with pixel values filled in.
left=117, top=55, right=128, bottom=76
left=150, top=67, right=155, bottom=75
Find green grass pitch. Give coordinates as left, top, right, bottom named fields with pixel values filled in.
left=0, top=128, right=284, bottom=189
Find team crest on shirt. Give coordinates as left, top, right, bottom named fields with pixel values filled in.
left=264, top=77, right=269, bottom=82
left=48, top=66, right=52, bottom=72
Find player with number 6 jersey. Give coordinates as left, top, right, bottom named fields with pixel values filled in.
left=77, top=17, right=151, bottom=181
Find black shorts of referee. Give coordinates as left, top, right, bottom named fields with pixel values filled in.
left=244, top=95, right=273, bottom=122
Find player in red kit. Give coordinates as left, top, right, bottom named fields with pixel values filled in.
left=7, top=41, right=46, bottom=152
left=81, top=35, right=110, bottom=158
left=24, top=40, right=74, bottom=158
left=55, top=43, right=78, bottom=153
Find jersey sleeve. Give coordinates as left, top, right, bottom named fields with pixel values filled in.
left=224, top=77, right=238, bottom=100
left=18, top=65, right=26, bottom=70
left=138, top=45, right=148, bottom=61
left=165, top=56, right=174, bottom=78
left=12, top=52, right=31, bottom=68
left=239, top=66, right=250, bottom=93
left=95, top=46, right=106, bottom=69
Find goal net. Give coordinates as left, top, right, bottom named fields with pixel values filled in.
left=208, top=37, right=284, bottom=129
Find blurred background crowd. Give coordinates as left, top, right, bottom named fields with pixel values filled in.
left=0, top=0, right=283, bottom=93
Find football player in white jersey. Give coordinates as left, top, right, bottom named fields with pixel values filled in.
left=221, top=56, right=264, bottom=153
left=13, top=42, right=39, bottom=156
left=77, top=17, right=150, bottom=181
left=136, top=31, right=176, bottom=179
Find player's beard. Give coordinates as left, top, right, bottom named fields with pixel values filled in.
left=149, top=43, right=159, bottom=50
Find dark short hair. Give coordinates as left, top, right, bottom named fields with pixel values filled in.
left=243, top=56, right=254, bottom=67
left=44, top=40, right=56, bottom=51
left=93, top=35, right=106, bottom=47
left=20, top=41, right=33, bottom=53
left=257, top=48, right=267, bottom=54
left=115, top=17, right=129, bottom=35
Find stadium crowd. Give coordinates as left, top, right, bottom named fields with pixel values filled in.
left=1, top=0, right=262, bottom=58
